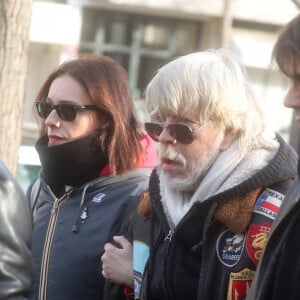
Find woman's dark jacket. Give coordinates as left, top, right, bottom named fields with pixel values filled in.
left=29, top=133, right=156, bottom=300
left=0, top=160, right=33, bottom=299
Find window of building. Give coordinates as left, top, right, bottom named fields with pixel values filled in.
left=80, top=9, right=203, bottom=101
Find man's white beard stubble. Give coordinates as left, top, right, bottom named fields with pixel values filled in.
left=158, top=135, right=223, bottom=192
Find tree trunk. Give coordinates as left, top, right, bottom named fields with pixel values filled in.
left=0, top=0, right=33, bottom=175
left=221, top=0, right=234, bottom=48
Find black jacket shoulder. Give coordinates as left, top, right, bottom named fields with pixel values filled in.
left=0, top=160, right=33, bottom=299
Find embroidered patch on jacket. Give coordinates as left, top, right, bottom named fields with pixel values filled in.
left=253, top=188, right=284, bottom=220
left=246, top=222, right=271, bottom=265
left=216, top=230, right=245, bottom=267
left=133, top=241, right=149, bottom=300
left=92, top=193, right=106, bottom=203
left=227, top=268, right=255, bottom=300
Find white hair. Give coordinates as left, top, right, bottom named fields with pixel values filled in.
left=145, top=49, right=276, bottom=156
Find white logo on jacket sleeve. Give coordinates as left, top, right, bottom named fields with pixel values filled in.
left=92, top=193, right=106, bottom=203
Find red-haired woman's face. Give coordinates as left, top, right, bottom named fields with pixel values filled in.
left=44, top=74, right=103, bottom=146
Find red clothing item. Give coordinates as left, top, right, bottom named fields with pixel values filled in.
left=124, top=286, right=134, bottom=296
left=99, top=134, right=157, bottom=177
left=139, top=134, right=157, bottom=168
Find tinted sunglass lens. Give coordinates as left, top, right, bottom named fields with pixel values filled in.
left=168, top=124, right=193, bottom=144
left=57, top=105, right=76, bottom=121
left=37, top=102, right=51, bottom=119
left=145, top=122, right=194, bottom=144
left=145, top=123, right=162, bottom=141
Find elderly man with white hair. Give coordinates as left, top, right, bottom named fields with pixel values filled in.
left=102, top=49, right=297, bottom=300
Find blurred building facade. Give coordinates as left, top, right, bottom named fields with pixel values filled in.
left=23, top=0, right=299, bottom=146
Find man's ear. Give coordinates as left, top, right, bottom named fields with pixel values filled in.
left=220, top=128, right=237, bottom=151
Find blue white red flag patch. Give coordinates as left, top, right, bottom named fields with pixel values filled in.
left=216, top=230, right=245, bottom=267
left=253, top=188, right=284, bottom=220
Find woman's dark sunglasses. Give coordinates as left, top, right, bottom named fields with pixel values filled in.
left=35, top=101, right=100, bottom=122
left=144, top=122, right=209, bottom=144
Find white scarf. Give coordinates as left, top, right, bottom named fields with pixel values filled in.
left=160, top=139, right=279, bottom=227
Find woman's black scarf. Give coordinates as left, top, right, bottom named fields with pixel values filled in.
left=35, top=131, right=108, bottom=196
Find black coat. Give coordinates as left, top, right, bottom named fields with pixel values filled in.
left=0, top=160, right=33, bottom=299
left=104, top=135, right=298, bottom=300
left=141, top=135, right=297, bottom=300
left=29, top=169, right=152, bottom=300
left=142, top=175, right=293, bottom=300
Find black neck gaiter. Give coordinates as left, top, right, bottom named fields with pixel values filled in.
left=35, top=131, right=108, bottom=196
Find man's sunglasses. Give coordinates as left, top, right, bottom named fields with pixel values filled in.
left=35, top=101, right=100, bottom=122
left=144, top=122, right=209, bottom=144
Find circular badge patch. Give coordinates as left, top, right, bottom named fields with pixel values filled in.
left=216, top=230, right=245, bottom=267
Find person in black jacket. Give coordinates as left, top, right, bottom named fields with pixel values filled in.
left=28, top=54, right=157, bottom=300
left=0, top=159, right=32, bottom=299
left=102, top=49, right=298, bottom=300
left=246, top=14, right=300, bottom=300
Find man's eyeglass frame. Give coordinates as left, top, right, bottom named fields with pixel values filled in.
left=144, top=121, right=210, bottom=144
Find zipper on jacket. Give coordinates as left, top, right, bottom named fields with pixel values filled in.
left=164, top=229, right=173, bottom=242
left=164, top=229, right=176, bottom=299
left=47, top=186, right=63, bottom=215
left=51, top=199, right=59, bottom=215
left=140, top=217, right=165, bottom=299
left=152, top=198, right=175, bottom=299
left=38, top=186, right=71, bottom=300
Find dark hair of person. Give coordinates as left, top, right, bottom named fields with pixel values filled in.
left=272, top=14, right=300, bottom=76
left=35, top=54, right=144, bottom=175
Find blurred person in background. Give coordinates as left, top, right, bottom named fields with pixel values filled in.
left=0, top=159, right=32, bottom=299
left=247, top=14, right=300, bottom=300
left=102, top=49, right=298, bottom=300
left=28, top=54, right=157, bottom=300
